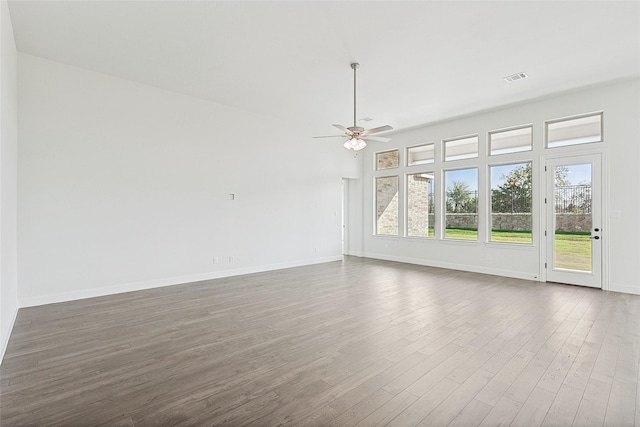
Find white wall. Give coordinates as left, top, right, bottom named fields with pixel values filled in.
left=17, top=54, right=359, bottom=306
left=11, top=48, right=640, bottom=318
left=343, top=175, right=364, bottom=257
left=358, top=79, right=640, bottom=294
left=0, top=0, right=19, bottom=362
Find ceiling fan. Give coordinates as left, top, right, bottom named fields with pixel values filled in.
left=315, top=63, right=393, bottom=151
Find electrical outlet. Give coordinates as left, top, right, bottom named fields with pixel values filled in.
left=213, top=257, right=219, bottom=264
left=486, top=254, right=492, bottom=261
left=229, top=256, right=234, bottom=262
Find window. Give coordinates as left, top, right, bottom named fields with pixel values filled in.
left=489, top=126, right=532, bottom=155
left=376, top=176, right=399, bottom=235
left=444, top=168, right=478, bottom=240
left=407, top=173, right=435, bottom=237
left=407, top=143, right=435, bottom=166
left=376, top=150, right=399, bottom=170
left=444, top=135, right=478, bottom=161
left=490, top=162, right=532, bottom=243
left=546, top=112, right=603, bottom=148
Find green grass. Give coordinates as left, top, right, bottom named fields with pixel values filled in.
left=444, top=228, right=534, bottom=242
left=491, top=229, right=532, bottom=243
left=554, top=232, right=591, bottom=271
left=444, top=228, right=478, bottom=240
left=445, top=228, right=591, bottom=271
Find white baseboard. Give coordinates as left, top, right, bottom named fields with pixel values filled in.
left=345, top=250, right=364, bottom=257
left=608, top=283, right=640, bottom=295
left=361, top=252, right=541, bottom=282
left=0, top=305, right=19, bottom=366
left=19, top=256, right=343, bottom=308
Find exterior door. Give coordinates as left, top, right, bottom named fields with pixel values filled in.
left=545, top=154, right=602, bottom=288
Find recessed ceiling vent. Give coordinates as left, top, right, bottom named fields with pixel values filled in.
left=504, top=72, right=528, bottom=83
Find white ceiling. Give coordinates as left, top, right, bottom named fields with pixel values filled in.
left=7, top=1, right=640, bottom=137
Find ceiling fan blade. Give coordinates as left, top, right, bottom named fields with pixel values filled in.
left=363, top=136, right=391, bottom=142
left=333, top=124, right=353, bottom=134
left=362, top=125, right=393, bottom=135
left=313, top=135, right=346, bottom=139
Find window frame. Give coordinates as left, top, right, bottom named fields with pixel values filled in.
left=488, top=124, right=533, bottom=156
left=545, top=111, right=603, bottom=149
left=374, top=174, right=400, bottom=236
left=405, top=171, right=435, bottom=239
left=443, top=134, right=479, bottom=162
left=488, top=160, right=534, bottom=245
left=375, top=149, right=400, bottom=171
left=443, top=166, right=479, bottom=241
left=406, top=142, right=435, bottom=167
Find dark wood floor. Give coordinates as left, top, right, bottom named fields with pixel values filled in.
left=1, top=257, right=638, bottom=426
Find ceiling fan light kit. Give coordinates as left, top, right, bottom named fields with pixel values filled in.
left=315, top=63, right=393, bottom=151
left=344, top=138, right=367, bottom=151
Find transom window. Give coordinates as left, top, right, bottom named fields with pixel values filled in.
left=546, top=112, right=603, bottom=148
left=407, top=143, right=435, bottom=166
left=444, top=135, right=478, bottom=161
left=376, top=150, right=399, bottom=170
left=489, top=126, right=532, bottom=155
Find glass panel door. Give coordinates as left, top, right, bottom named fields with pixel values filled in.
left=545, top=154, right=602, bottom=288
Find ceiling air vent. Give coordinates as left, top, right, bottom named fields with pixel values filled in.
left=504, top=72, right=528, bottom=83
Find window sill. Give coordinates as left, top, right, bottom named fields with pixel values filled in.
left=438, top=238, right=481, bottom=246
left=484, top=241, right=536, bottom=250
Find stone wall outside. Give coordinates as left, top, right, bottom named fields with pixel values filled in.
left=554, top=214, right=592, bottom=232
left=429, top=213, right=591, bottom=232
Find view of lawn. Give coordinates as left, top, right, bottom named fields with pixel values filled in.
left=554, top=232, right=591, bottom=271
left=491, top=230, right=532, bottom=243
left=444, top=228, right=477, bottom=240
left=444, top=228, right=591, bottom=272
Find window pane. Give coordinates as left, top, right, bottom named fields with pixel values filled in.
left=490, top=162, right=532, bottom=243
left=554, top=164, right=592, bottom=271
left=445, top=168, right=478, bottom=240
left=376, top=150, right=399, bottom=170
left=444, top=135, right=478, bottom=161
left=490, top=126, right=532, bottom=155
left=407, top=173, right=435, bottom=237
left=547, top=113, right=602, bottom=148
left=376, top=176, right=399, bottom=235
left=407, top=143, right=434, bottom=166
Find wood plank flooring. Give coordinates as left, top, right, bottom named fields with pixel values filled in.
left=1, top=257, right=639, bottom=426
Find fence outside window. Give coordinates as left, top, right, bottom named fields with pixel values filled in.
left=555, top=184, right=591, bottom=213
